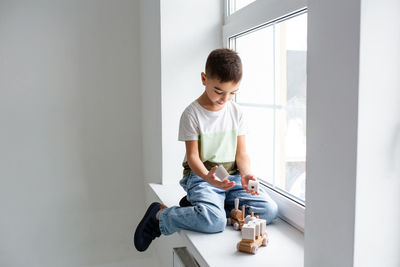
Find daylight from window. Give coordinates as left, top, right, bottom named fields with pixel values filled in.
left=231, top=12, right=307, bottom=203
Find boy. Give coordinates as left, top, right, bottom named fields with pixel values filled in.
left=134, top=48, right=278, bottom=252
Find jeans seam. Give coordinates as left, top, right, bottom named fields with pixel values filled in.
left=158, top=210, right=167, bottom=235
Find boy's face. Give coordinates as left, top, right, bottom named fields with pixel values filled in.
left=201, top=72, right=241, bottom=109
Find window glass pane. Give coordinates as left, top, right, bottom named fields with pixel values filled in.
left=229, top=0, right=256, bottom=15
left=275, top=13, right=307, bottom=201
left=275, top=108, right=306, bottom=201
left=235, top=26, right=274, bottom=105
left=242, top=106, right=274, bottom=183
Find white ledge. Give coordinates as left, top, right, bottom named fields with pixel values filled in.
left=149, top=183, right=304, bottom=267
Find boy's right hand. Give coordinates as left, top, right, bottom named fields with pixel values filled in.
left=204, top=166, right=236, bottom=190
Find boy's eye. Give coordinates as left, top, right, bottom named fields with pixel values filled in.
left=215, top=91, right=223, bottom=95
left=230, top=92, right=236, bottom=95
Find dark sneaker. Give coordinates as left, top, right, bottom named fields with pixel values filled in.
left=134, top=202, right=162, bottom=252
left=179, top=195, right=193, bottom=207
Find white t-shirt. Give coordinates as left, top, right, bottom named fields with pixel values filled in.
left=178, top=100, right=247, bottom=176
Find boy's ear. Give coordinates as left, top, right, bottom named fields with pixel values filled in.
left=201, top=72, right=207, bottom=86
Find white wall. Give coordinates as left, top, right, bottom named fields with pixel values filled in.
left=354, top=0, right=400, bottom=266
left=305, top=0, right=400, bottom=266
left=140, top=0, right=163, bottom=185
left=0, top=1, right=151, bottom=266
left=160, top=0, right=223, bottom=184
left=304, top=0, right=360, bottom=265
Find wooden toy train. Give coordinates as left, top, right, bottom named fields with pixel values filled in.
left=228, top=198, right=269, bottom=254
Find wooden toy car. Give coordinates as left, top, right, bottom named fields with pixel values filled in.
left=237, top=212, right=268, bottom=254
left=227, top=198, right=245, bottom=230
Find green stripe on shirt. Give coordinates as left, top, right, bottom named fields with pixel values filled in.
left=198, top=130, right=237, bottom=163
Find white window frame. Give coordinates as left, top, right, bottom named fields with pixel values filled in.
left=223, top=0, right=307, bottom=232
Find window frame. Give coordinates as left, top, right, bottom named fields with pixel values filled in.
left=226, top=0, right=257, bottom=16
left=224, top=0, right=307, bottom=231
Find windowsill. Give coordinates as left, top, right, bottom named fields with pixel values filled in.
left=149, top=183, right=304, bottom=267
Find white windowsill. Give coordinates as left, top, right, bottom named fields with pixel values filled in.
left=149, top=183, right=304, bottom=267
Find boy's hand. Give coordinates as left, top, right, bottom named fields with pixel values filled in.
left=241, top=174, right=259, bottom=195
left=204, top=166, right=235, bottom=190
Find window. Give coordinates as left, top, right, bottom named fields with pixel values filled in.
left=224, top=0, right=307, bottom=231
left=228, top=0, right=256, bottom=15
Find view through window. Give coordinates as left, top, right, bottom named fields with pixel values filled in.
left=230, top=11, right=307, bottom=203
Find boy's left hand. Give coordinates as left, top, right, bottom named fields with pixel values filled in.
left=241, top=174, right=259, bottom=195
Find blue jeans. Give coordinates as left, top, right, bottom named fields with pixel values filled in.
left=158, top=172, right=278, bottom=235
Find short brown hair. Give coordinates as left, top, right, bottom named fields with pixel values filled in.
left=205, top=48, right=242, bottom=83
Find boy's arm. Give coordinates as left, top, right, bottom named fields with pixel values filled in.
left=236, top=135, right=258, bottom=195
left=185, top=140, right=235, bottom=190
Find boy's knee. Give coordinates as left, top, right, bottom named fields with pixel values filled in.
left=209, top=215, right=227, bottom=233
left=194, top=204, right=226, bottom=233
left=251, top=200, right=278, bottom=224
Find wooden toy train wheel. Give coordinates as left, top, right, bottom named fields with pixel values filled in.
left=262, top=237, right=268, bottom=246
left=251, top=245, right=258, bottom=254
